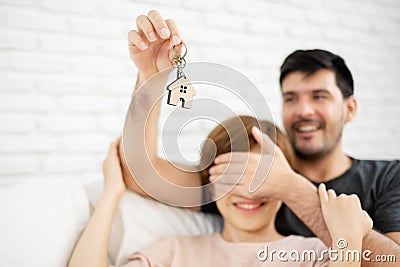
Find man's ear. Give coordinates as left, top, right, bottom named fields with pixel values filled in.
left=344, top=95, right=357, bottom=123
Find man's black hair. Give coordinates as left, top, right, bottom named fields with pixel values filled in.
left=279, top=49, right=354, bottom=98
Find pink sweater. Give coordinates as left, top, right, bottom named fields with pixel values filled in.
left=121, top=234, right=329, bottom=267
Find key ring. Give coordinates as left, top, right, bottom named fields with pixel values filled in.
left=170, top=41, right=187, bottom=68
left=171, top=41, right=187, bottom=60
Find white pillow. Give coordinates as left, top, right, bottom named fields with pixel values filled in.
left=0, top=179, right=91, bottom=267
left=85, top=181, right=223, bottom=266
left=115, top=191, right=223, bottom=265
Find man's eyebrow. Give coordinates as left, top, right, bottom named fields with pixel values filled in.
left=312, top=89, right=332, bottom=94
left=282, top=91, right=296, bottom=96
left=282, top=89, right=333, bottom=96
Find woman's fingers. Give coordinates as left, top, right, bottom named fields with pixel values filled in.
left=136, top=14, right=157, bottom=42
left=107, top=142, right=115, bottom=156
left=133, top=12, right=181, bottom=51
left=165, top=19, right=181, bottom=45
left=128, top=30, right=148, bottom=51
left=362, top=210, right=373, bottom=228
left=327, top=188, right=337, bottom=199
left=348, top=193, right=362, bottom=209
left=147, top=10, right=170, bottom=39
left=107, top=137, right=122, bottom=158
left=318, top=183, right=329, bottom=205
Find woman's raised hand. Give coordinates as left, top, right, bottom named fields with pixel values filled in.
left=128, top=10, right=182, bottom=81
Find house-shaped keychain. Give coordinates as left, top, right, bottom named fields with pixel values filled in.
left=166, top=75, right=196, bottom=109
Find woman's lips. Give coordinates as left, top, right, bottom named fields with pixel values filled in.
left=233, top=201, right=265, bottom=213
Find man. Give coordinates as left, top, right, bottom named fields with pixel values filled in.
left=122, top=10, right=400, bottom=266
left=271, top=50, right=400, bottom=239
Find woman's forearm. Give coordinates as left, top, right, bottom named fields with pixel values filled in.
left=68, top=193, right=122, bottom=267
left=122, top=73, right=167, bottom=194
left=122, top=73, right=201, bottom=196
left=328, top=234, right=363, bottom=267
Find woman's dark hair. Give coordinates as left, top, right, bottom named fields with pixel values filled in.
left=279, top=49, right=354, bottom=99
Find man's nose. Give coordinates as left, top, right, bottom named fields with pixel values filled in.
left=295, top=98, right=315, bottom=118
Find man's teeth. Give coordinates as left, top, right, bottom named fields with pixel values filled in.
left=235, top=203, right=262, bottom=210
left=298, top=125, right=318, bottom=133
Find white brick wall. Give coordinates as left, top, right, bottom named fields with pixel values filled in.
left=0, top=0, right=399, bottom=184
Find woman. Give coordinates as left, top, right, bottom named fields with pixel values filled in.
left=68, top=115, right=372, bottom=267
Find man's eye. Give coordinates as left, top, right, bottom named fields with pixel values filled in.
left=314, top=95, right=326, bottom=100
left=284, top=97, right=295, bottom=102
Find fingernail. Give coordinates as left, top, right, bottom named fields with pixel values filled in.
left=140, top=42, right=148, bottom=50
left=252, top=127, right=261, bottom=136
left=148, top=32, right=156, bottom=42
left=160, top=28, right=170, bottom=39
left=209, top=175, right=217, bottom=181
left=172, top=35, right=180, bottom=45
left=209, top=167, right=214, bottom=173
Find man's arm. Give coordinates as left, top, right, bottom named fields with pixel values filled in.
left=386, top=232, right=400, bottom=245
left=255, top=126, right=400, bottom=266
left=282, top=174, right=332, bottom=243
left=283, top=176, right=400, bottom=266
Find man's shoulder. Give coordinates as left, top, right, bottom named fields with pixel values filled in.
left=350, top=158, right=400, bottom=174
left=328, top=158, right=400, bottom=191
left=349, top=158, right=400, bottom=187
left=355, top=158, right=400, bottom=166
